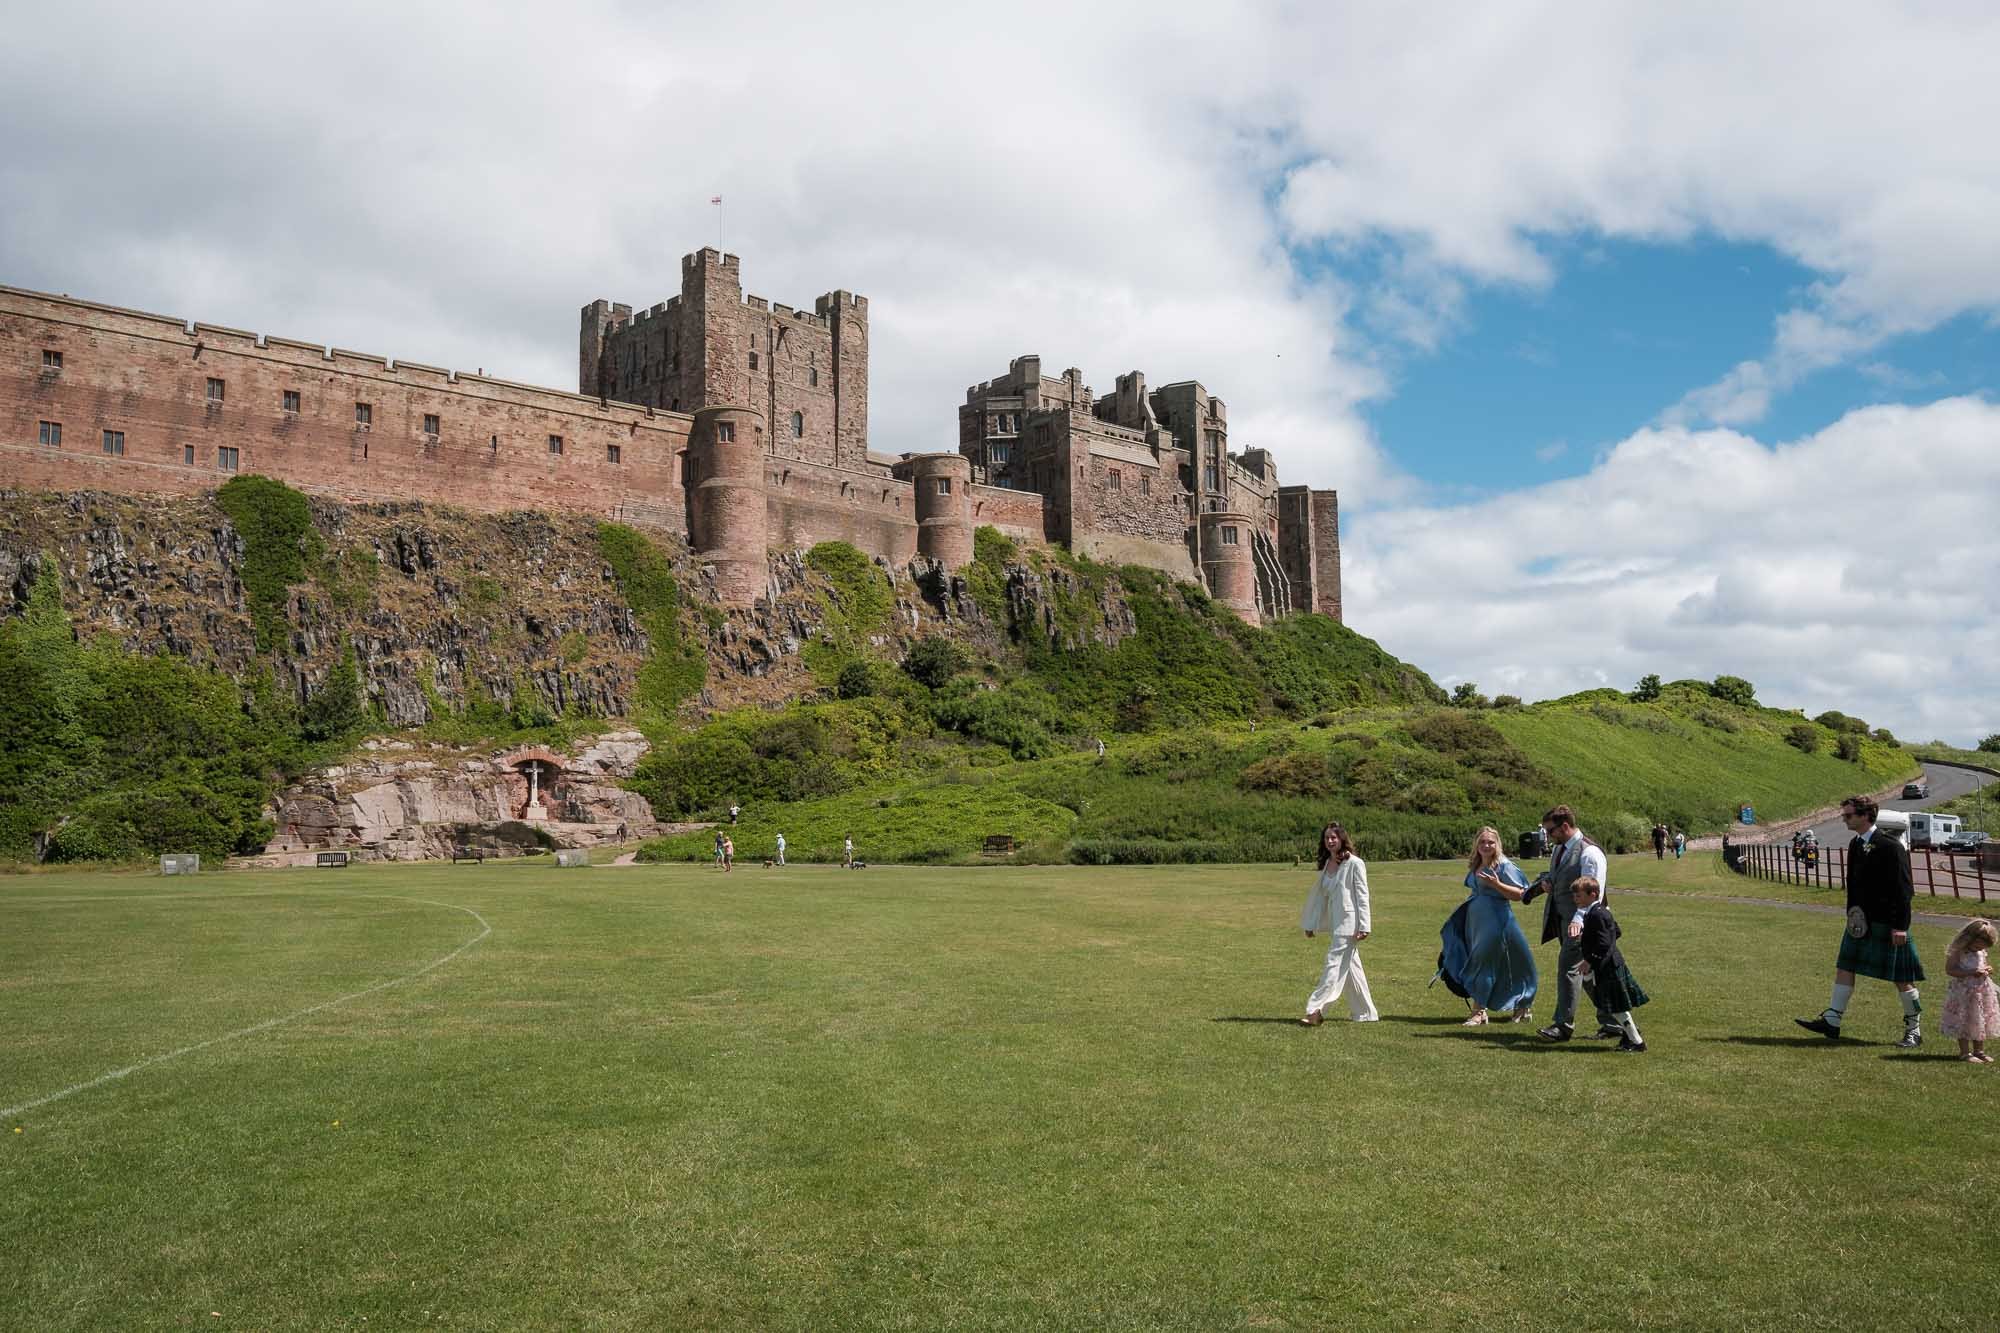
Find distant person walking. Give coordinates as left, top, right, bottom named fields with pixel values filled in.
left=722, top=835, right=734, bottom=873
left=1673, top=830, right=1686, bottom=860
left=713, top=830, right=726, bottom=871
left=1652, top=822, right=1668, bottom=860
left=1795, top=795, right=1925, bottom=1047
left=1940, top=919, right=1998, bottom=1063
left=1436, top=826, right=1538, bottom=1026
left=844, top=835, right=854, bottom=869
left=775, top=832, right=786, bottom=867
left=1299, top=821, right=1378, bottom=1025
left=1521, top=805, right=1619, bottom=1042
left=729, top=804, right=741, bottom=825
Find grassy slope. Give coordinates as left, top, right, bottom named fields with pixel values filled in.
left=1, top=860, right=1989, bottom=1330
left=638, top=694, right=1917, bottom=866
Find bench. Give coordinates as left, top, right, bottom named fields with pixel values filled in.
left=554, top=849, right=590, bottom=868
left=451, top=846, right=485, bottom=864
left=316, top=851, right=351, bottom=868
left=982, top=834, right=1017, bottom=855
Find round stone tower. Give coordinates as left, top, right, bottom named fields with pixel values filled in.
left=689, top=405, right=767, bottom=606
left=1198, top=509, right=1259, bottom=626
left=907, top=452, right=974, bottom=570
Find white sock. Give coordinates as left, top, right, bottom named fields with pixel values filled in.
left=1824, top=983, right=1854, bottom=1024
left=1616, top=1011, right=1642, bottom=1043
left=1900, top=989, right=1921, bottom=1024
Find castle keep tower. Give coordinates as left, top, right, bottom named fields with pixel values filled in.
left=1198, top=510, right=1259, bottom=626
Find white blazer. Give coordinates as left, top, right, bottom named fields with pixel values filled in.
left=1300, top=856, right=1371, bottom=936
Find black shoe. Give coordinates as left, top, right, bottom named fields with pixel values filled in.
left=1536, top=1023, right=1573, bottom=1042
left=1616, top=1035, right=1647, bottom=1053
left=1591, top=1023, right=1625, bottom=1039
left=1896, top=1026, right=1922, bottom=1049
left=1794, top=1016, right=1842, bottom=1040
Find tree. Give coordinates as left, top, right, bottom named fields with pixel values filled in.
left=1785, top=724, right=1821, bottom=754
left=1836, top=734, right=1863, bottom=763
left=901, top=637, right=966, bottom=690
left=1491, top=694, right=1523, bottom=709
left=1709, top=675, right=1757, bottom=707
left=1872, top=727, right=1898, bottom=746
left=835, top=660, right=873, bottom=700
left=1979, top=734, right=2000, bottom=754
left=302, top=641, right=366, bottom=742
left=1450, top=682, right=1487, bottom=709
left=1630, top=674, right=1662, bottom=702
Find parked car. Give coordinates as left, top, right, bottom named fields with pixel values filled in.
left=1944, top=830, right=1990, bottom=855
left=1903, top=781, right=1931, bottom=799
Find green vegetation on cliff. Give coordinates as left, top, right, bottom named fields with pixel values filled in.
left=213, top=474, right=319, bottom=653
left=596, top=521, right=705, bottom=721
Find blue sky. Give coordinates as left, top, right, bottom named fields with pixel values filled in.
left=1343, top=237, right=1999, bottom=495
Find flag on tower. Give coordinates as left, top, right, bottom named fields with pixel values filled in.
left=710, top=196, right=722, bottom=205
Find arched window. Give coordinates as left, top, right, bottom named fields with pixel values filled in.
left=790, top=410, right=804, bottom=438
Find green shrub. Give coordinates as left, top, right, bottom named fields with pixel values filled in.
left=1836, top=734, right=1863, bottom=762
left=597, top=522, right=705, bottom=720
left=301, top=640, right=366, bottom=743
left=903, top=637, right=968, bottom=689
left=1784, top=724, right=1821, bottom=754
left=1630, top=674, right=1662, bottom=702
left=1709, top=675, right=1757, bottom=707
left=836, top=660, right=875, bottom=699
left=214, top=475, right=320, bottom=653
left=1979, top=734, right=2000, bottom=754
left=1450, top=682, right=1487, bottom=708
left=1239, top=751, right=1334, bottom=797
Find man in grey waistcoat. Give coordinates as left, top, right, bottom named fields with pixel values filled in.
left=1519, top=805, right=1619, bottom=1042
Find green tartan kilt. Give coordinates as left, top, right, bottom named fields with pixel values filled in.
left=1591, top=961, right=1649, bottom=1013
left=1836, top=922, right=1926, bottom=984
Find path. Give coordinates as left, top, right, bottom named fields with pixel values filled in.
left=1618, top=884, right=1982, bottom=929
left=1798, top=760, right=1997, bottom=846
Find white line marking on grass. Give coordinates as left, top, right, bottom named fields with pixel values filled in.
left=0, top=895, right=490, bottom=1121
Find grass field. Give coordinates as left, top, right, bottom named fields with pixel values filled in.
left=3, top=855, right=1993, bottom=1330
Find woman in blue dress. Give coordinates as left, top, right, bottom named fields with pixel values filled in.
left=1437, top=826, right=1539, bottom=1026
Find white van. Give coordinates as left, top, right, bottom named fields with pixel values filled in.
left=1873, top=809, right=1912, bottom=850
left=1908, top=811, right=1962, bottom=850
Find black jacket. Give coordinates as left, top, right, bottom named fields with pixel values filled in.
left=1847, top=831, right=1914, bottom=931
left=1578, top=903, right=1625, bottom=976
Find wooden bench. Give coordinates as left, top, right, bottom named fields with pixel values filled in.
left=316, top=851, right=351, bottom=868
left=982, top=834, right=1017, bottom=856
left=451, top=846, right=485, bottom=864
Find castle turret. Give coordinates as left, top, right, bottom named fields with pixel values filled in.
left=1199, top=509, right=1259, bottom=626
left=689, top=404, right=767, bottom=606
left=579, top=299, right=629, bottom=399
left=908, top=452, right=973, bottom=570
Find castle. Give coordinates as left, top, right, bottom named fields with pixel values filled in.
left=1, top=249, right=1339, bottom=623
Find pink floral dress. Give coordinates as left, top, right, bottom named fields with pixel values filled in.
left=1940, top=947, right=2000, bottom=1041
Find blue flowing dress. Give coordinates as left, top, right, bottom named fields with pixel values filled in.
left=1437, top=859, right=1538, bottom=1012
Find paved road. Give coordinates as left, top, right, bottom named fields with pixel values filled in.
left=1798, top=760, right=1998, bottom=846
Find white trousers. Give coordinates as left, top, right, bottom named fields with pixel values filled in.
left=1307, top=936, right=1379, bottom=1021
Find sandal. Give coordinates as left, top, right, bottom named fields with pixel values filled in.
left=1976, top=1052, right=1994, bottom=1064
left=1462, top=1011, right=1489, bottom=1026
left=1511, top=1009, right=1534, bottom=1024
left=1301, top=1010, right=1325, bottom=1027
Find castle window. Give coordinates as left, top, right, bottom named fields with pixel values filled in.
left=990, top=442, right=1008, bottom=465
left=102, top=429, right=125, bottom=457
left=1204, top=464, right=1219, bottom=491
left=790, top=411, right=803, bottom=438
left=1107, top=470, right=1121, bottom=491
left=1221, top=526, right=1238, bottom=545
left=717, top=420, right=736, bottom=443
left=548, top=434, right=564, bottom=456
left=217, top=446, right=239, bottom=472
left=490, top=435, right=499, bottom=454
left=935, top=477, right=952, bottom=495
left=423, top=413, right=440, bottom=437
left=748, top=351, right=759, bottom=371
left=1140, top=475, right=1151, bottom=496
left=183, top=444, right=195, bottom=465
left=809, top=368, right=819, bottom=387
left=355, top=402, right=373, bottom=429
left=282, top=390, right=300, bottom=413
left=42, top=349, right=62, bottom=371
left=38, top=420, right=61, bottom=446
left=607, top=443, right=622, bottom=464
left=206, top=377, right=225, bottom=404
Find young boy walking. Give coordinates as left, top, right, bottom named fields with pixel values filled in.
left=1572, top=875, right=1649, bottom=1053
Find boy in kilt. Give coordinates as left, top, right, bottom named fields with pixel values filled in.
left=1795, top=795, right=1925, bottom=1047
left=1572, top=876, right=1648, bottom=1053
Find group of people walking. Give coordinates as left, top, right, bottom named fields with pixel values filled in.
left=1297, top=794, right=2000, bottom=1062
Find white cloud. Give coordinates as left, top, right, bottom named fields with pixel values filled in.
left=1346, top=397, right=2000, bottom=745
left=2, top=3, right=1997, bottom=736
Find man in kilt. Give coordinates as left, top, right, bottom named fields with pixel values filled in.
left=1795, top=794, right=1924, bottom=1047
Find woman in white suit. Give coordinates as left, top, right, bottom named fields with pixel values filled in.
left=1301, top=821, right=1378, bottom=1025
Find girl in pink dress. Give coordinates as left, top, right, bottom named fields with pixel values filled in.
left=1940, top=919, right=1999, bottom=1063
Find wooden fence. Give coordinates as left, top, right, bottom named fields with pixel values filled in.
left=1726, top=841, right=1997, bottom=905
